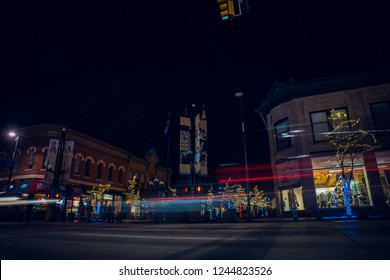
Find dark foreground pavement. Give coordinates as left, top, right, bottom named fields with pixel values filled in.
left=1, top=219, right=390, bottom=260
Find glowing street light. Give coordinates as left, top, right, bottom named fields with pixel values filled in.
left=7, top=131, right=20, bottom=189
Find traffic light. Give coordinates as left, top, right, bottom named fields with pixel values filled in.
left=217, top=0, right=236, bottom=20
left=196, top=185, right=202, bottom=192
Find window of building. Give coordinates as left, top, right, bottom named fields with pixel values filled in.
left=375, top=151, right=390, bottom=206
left=85, top=159, right=91, bottom=177
left=27, top=148, right=35, bottom=169
left=118, top=169, right=123, bottom=183
left=312, top=155, right=373, bottom=209
left=129, top=170, right=133, bottom=180
left=274, top=118, right=291, bottom=150
left=281, top=186, right=305, bottom=212
left=108, top=166, right=113, bottom=182
left=370, top=101, right=390, bottom=137
left=310, top=108, right=348, bottom=142
left=74, top=157, right=81, bottom=174
left=97, top=163, right=103, bottom=179
left=42, top=149, right=48, bottom=169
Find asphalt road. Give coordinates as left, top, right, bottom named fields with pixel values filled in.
left=1, top=219, right=390, bottom=260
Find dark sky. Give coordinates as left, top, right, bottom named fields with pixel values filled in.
left=2, top=0, right=390, bottom=180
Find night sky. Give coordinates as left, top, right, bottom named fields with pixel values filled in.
left=2, top=1, right=390, bottom=181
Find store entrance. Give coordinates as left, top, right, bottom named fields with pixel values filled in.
left=281, top=185, right=305, bottom=215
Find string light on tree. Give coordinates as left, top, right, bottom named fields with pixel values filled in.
left=326, top=109, right=380, bottom=217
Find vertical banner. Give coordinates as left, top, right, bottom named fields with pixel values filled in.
left=61, top=141, right=74, bottom=183
left=44, top=139, right=59, bottom=184
left=179, top=116, right=192, bottom=175
left=194, top=113, right=201, bottom=173
left=199, top=109, right=208, bottom=176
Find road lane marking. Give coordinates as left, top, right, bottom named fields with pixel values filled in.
left=72, top=232, right=258, bottom=241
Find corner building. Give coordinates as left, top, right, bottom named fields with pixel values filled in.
left=256, top=68, right=390, bottom=218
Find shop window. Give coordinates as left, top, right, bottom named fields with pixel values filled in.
left=281, top=186, right=305, bottom=212
left=85, top=159, right=91, bottom=177
left=108, top=166, right=113, bottom=182
left=74, top=157, right=81, bottom=174
left=375, top=151, right=390, bottom=206
left=274, top=118, right=291, bottom=150
left=313, top=155, right=373, bottom=208
left=380, top=170, right=390, bottom=206
left=97, top=163, right=103, bottom=179
left=310, top=108, right=348, bottom=142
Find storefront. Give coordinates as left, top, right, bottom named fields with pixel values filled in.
left=312, top=154, right=375, bottom=216
left=281, top=185, right=305, bottom=214
left=13, top=179, right=51, bottom=220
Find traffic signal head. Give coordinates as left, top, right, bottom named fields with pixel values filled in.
left=196, top=185, right=202, bottom=192
left=217, top=0, right=236, bottom=20
left=217, top=0, right=229, bottom=20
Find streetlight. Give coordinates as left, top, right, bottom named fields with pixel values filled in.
left=235, top=92, right=251, bottom=221
left=7, top=131, right=20, bottom=189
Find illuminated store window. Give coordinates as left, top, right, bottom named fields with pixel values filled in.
left=375, top=151, right=390, bottom=206
left=281, top=186, right=305, bottom=212
left=312, top=155, right=373, bottom=208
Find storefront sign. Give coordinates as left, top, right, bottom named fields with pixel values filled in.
left=103, top=194, right=113, bottom=200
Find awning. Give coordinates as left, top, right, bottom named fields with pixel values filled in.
left=14, top=180, right=50, bottom=194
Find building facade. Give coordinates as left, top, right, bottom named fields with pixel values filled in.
left=0, top=123, right=170, bottom=220
left=256, top=69, right=390, bottom=218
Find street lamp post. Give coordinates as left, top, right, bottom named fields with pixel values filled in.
left=235, top=92, right=252, bottom=221
left=7, top=132, right=20, bottom=189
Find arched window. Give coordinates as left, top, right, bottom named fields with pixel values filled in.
left=27, top=147, right=36, bottom=169
left=97, top=162, right=103, bottom=179
left=85, top=159, right=91, bottom=177
left=118, top=168, right=124, bottom=184
left=74, top=157, right=81, bottom=174
left=108, top=166, right=113, bottom=182
left=42, top=149, right=49, bottom=169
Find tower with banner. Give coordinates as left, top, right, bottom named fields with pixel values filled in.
left=179, top=106, right=208, bottom=193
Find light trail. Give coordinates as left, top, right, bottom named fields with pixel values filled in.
left=0, top=197, right=59, bottom=206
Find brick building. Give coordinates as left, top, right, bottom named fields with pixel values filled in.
left=0, top=123, right=170, bottom=220
left=256, top=68, right=390, bottom=218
